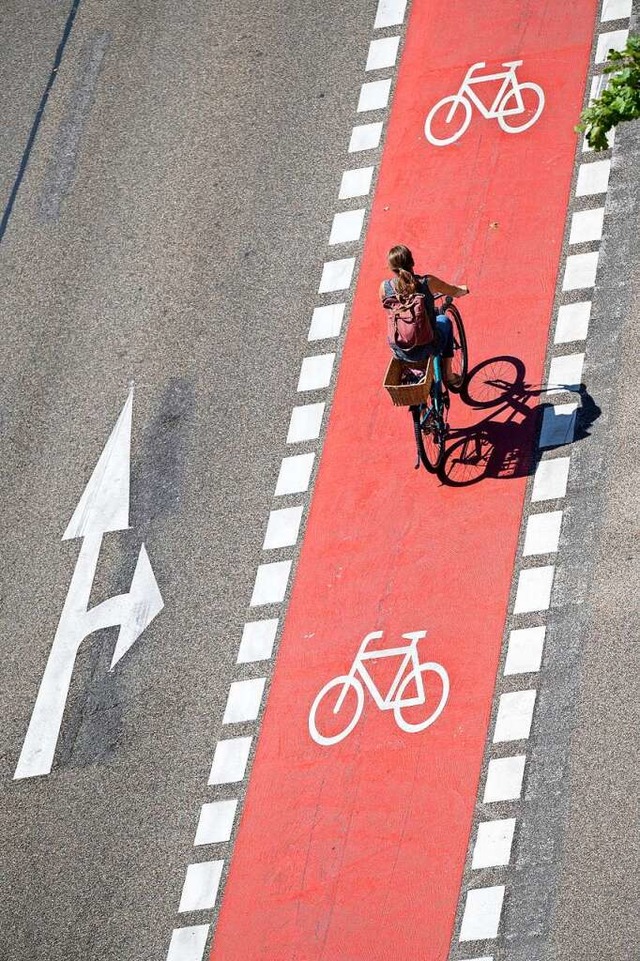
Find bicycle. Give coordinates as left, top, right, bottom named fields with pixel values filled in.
left=383, top=294, right=468, bottom=472
left=425, top=60, right=545, bottom=147
left=308, top=630, right=449, bottom=747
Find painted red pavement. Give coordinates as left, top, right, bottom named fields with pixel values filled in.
left=212, top=2, right=596, bottom=957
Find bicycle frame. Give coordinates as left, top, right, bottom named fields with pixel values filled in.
left=335, top=630, right=427, bottom=713
left=454, top=60, right=526, bottom=119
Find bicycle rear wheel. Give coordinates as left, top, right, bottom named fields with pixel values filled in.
left=443, top=302, right=468, bottom=391
left=417, top=402, right=446, bottom=472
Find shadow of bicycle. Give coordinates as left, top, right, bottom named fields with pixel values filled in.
left=440, top=356, right=600, bottom=487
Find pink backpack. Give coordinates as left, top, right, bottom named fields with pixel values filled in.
left=383, top=280, right=435, bottom=350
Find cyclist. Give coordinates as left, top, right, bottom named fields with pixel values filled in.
left=380, top=244, right=469, bottom=389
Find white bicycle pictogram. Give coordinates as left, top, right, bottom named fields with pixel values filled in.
left=425, top=60, right=545, bottom=146
left=308, top=630, right=449, bottom=746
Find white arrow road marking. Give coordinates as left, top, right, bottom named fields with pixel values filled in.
left=14, top=389, right=164, bottom=780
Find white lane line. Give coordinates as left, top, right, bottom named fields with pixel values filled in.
left=166, top=925, right=210, bottom=961
left=595, top=28, right=629, bottom=62
left=339, top=166, right=374, bottom=199
left=194, top=800, right=238, bottom=846
left=297, top=353, right=335, bottom=391
left=471, top=818, right=517, bottom=869
left=523, top=510, right=563, bottom=555
left=601, top=0, right=632, bottom=20
left=459, top=885, right=505, bottom=941
left=569, top=207, right=605, bottom=244
left=554, top=301, right=591, bottom=343
left=274, top=453, right=315, bottom=495
left=532, top=457, right=571, bottom=501
left=319, top=258, right=356, bottom=292
left=513, top=565, right=555, bottom=613
left=374, top=0, right=407, bottom=28
left=250, top=561, right=292, bottom=606
left=483, top=755, right=527, bottom=803
left=329, top=208, right=366, bottom=244
left=583, top=77, right=615, bottom=151
left=309, top=303, right=345, bottom=340
left=504, top=626, right=546, bottom=676
left=576, top=159, right=611, bottom=195
left=493, top=690, right=537, bottom=742
left=366, top=35, right=400, bottom=71
left=562, top=251, right=599, bottom=289
left=223, top=678, right=266, bottom=724
left=178, top=861, right=224, bottom=913
left=547, top=352, right=585, bottom=393
left=348, top=121, right=383, bottom=152
left=287, top=403, right=325, bottom=444
left=539, top=403, right=578, bottom=448
left=459, top=957, right=494, bottom=961
left=263, top=505, right=304, bottom=550
left=237, top=619, right=278, bottom=664
left=208, top=736, right=252, bottom=785
left=357, top=78, right=392, bottom=112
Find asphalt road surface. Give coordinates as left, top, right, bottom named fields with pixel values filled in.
left=1, top=1, right=638, bottom=960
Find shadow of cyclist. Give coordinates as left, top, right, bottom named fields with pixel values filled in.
left=439, top=356, right=600, bottom=487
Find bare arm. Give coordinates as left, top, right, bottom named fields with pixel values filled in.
left=427, top=275, right=469, bottom=298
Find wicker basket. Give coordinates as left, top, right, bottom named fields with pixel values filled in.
left=383, top=357, right=434, bottom=407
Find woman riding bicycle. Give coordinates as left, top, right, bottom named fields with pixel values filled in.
left=380, top=244, right=469, bottom=389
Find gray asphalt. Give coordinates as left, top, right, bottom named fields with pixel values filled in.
left=0, top=1, right=373, bottom=958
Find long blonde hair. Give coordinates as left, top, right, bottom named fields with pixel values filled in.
left=388, top=244, right=416, bottom=298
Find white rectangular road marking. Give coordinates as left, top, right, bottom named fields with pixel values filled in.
left=194, top=799, right=238, bottom=846
left=505, top=626, right=546, bottom=675
left=554, top=301, right=591, bottom=343
left=319, top=258, right=356, bottom=292
left=250, top=561, right=292, bottom=606
left=366, top=36, right=400, bottom=70
left=329, top=208, right=366, bottom=244
left=374, top=0, right=407, bottom=29
left=601, top=0, right=632, bottom=20
left=223, top=677, right=266, bottom=724
left=562, top=251, right=599, bottom=290
left=309, top=303, right=345, bottom=340
left=208, top=736, right=252, bottom=785
left=237, top=619, right=278, bottom=663
left=569, top=207, right=605, bottom=244
left=583, top=79, right=615, bottom=150
left=484, top=755, right=527, bottom=802
left=167, top=925, right=210, bottom=961
left=178, top=860, right=224, bottom=913
left=494, top=690, right=537, bottom=742
left=459, top=885, right=505, bottom=941
left=539, top=403, right=578, bottom=448
left=287, top=403, right=325, bottom=444
left=472, top=818, right=517, bottom=869
left=523, top=510, right=563, bottom=555
left=576, top=159, right=611, bottom=195
left=263, top=505, right=304, bottom=549
left=274, top=453, right=315, bottom=495
left=348, top=122, right=383, bottom=152
left=595, top=29, right=629, bottom=61
left=339, top=166, right=374, bottom=199
left=547, top=352, right=585, bottom=393
left=297, top=353, right=335, bottom=391
left=532, top=457, right=571, bottom=501
left=458, top=957, right=494, bottom=961
left=357, top=78, right=392, bottom=112
left=513, top=565, right=555, bottom=613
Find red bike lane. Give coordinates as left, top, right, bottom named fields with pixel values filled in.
left=212, top=2, right=597, bottom=957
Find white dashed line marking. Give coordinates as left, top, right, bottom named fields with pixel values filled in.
left=263, top=506, right=304, bottom=550
left=250, top=561, right=292, bottom=606
left=297, top=353, right=336, bottom=391
left=308, top=302, right=345, bottom=340
left=286, top=403, right=325, bottom=443
left=601, top=0, right=632, bottom=19
left=523, top=510, right=563, bottom=555
left=483, top=755, right=527, bottom=803
left=237, top=619, right=278, bottom=664
left=539, top=403, right=578, bottom=448
left=493, top=690, right=537, bottom=742
left=166, top=925, right=210, bottom=961
left=459, top=885, right=505, bottom=941
left=329, top=208, right=366, bottom=244
left=194, top=800, right=238, bottom=846
left=178, top=861, right=224, bottom=913
left=532, top=457, right=571, bottom=501
left=471, top=818, right=517, bottom=869
left=348, top=121, right=384, bottom=152
left=576, top=159, right=611, bottom=194
left=339, top=165, right=375, bottom=199
left=595, top=28, right=629, bottom=61
left=374, top=0, right=407, bottom=29
left=554, top=301, right=591, bottom=343
left=223, top=678, right=266, bottom=724
left=274, top=453, right=315, bottom=495
left=562, top=251, right=599, bottom=289
left=357, top=78, right=392, bottom=112
left=513, top=565, right=555, bottom=613
left=208, top=737, right=252, bottom=785
left=366, top=35, right=400, bottom=71
left=504, top=626, right=546, bottom=676
left=569, top=207, right=605, bottom=243
left=547, top=352, right=585, bottom=392
left=318, top=257, right=356, bottom=292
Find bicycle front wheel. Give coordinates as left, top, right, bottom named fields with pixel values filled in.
left=443, top=302, right=468, bottom=390
left=394, top=662, right=450, bottom=733
left=308, top=676, right=364, bottom=746
left=424, top=95, right=472, bottom=146
left=497, top=82, right=545, bottom=133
